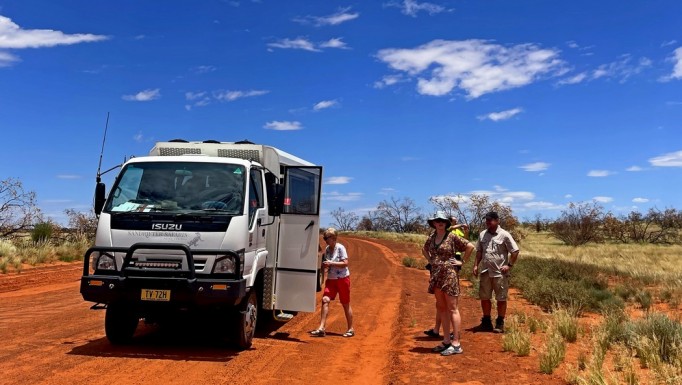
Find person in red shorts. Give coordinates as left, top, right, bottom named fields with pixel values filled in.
left=309, top=227, right=354, bottom=338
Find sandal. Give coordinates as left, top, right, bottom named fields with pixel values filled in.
left=309, top=329, right=326, bottom=337
left=343, top=329, right=355, bottom=338
left=431, top=342, right=451, bottom=353
left=423, top=329, right=441, bottom=338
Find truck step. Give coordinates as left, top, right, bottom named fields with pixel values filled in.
left=273, top=310, right=294, bottom=322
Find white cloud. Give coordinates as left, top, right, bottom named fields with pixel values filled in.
left=523, top=201, right=564, bottom=210
left=293, top=7, right=359, bottom=26
left=556, top=72, right=587, bottom=85
left=213, top=89, right=269, bottom=102
left=264, top=121, right=303, bottom=131
left=56, top=174, right=81, bottom=180
left=268, top=37, right=320, bottom=52
left=0, top=50, right=19, bottom=67
left=0, top=15, right=108, bottom=49
left=632, top=197, right=649, bottom=203
left=560, top=54, right=652, bottom=85
left=593, top=196, right=613, bottom=203
left=319, top=37, right=348, bottom=49
left=478, top=107, right=523, bottom=122
left=133, top=131, right=153, bottom=143
left=385, top=1, right=450, bottom=17
left=122, top=88, right=160, bottom=102
left=564, top=194, right=573, bottom=199
left=268, top=37, right=349, bottom=52
left=649, top=150, right=682, bottom=167
left=325, top=176, right=352, bottom=185
left=594, top=55, right=652, bottom=82
left=313, top=100, right=338, bottom=110
left=191, top=65, right=217, bottom=74
left=323, top=191, right=363, bottom=202
left=661, top=40, right=677, bottom=47
left=519, top=162, right=550, bottom=172
left=663, top=47, right=682, bottom=81
left=373, top=74, right=406, bottom=89
left=626, top=165, right=643, bottom=172
left=376, top=39, right=565, bottom=98
left=185, top=91, right=206, bottom=100
left=587, top=170, right=612, bottom=177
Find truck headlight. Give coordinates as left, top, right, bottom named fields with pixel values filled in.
left=213, top=255, right=236, bottom=274
left=212, top=251, right=244, bottom=275
left=96, top=253, right=116, bottom=271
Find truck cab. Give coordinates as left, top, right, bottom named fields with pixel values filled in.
left=80, top=140, right=322, bottom=349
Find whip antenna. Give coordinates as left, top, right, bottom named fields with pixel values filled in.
left=96, top=112, right=110, bottom=183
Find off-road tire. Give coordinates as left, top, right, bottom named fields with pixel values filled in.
left=236, top=290, right=258, bottom=350
left=105, top=302, right=139, bottom=345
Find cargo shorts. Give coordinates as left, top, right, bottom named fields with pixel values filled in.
left=479, top=271, right=509, bottom=301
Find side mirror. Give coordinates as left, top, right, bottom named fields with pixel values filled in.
left=94, top=182, right=106, bottom=215
left=265, top=172, right=283, bottom=217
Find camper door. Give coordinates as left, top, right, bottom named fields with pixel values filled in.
left=274, top=166, right=322, bottom=312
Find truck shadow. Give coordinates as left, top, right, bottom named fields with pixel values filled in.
left=67, top=321, right=295, bottom=362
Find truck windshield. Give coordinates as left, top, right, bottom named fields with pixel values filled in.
left=104, top=162, right=246, bottom=215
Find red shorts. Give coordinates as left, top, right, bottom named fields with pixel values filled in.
left=323, top=276, right=351, bottom=304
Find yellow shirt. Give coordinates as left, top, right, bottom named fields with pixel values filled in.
left=450, top=228, right=465, bottom=255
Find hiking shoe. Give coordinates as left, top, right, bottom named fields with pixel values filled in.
left=423, top=329, right=441, bottom=338
left=473, top=317, right=493, bottom=332
left=440, top=344, right=464, bottom=356
left=493, top=318, right=505, bottom=334
left=432, top=343, right=451, bottom=353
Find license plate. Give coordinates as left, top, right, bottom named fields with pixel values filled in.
left=141, top=289, right=171, bottom=302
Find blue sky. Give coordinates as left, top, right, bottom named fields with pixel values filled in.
left=1, top=0, right=681, bottom=226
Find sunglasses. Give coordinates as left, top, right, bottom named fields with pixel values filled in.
left=323, top=236, right=332, bottom=240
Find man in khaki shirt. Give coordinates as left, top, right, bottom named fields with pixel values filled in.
left=472, top=211, right=519, bottom=333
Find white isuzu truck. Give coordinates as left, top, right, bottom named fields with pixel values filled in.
left=80, top=140, right=322, bottom=349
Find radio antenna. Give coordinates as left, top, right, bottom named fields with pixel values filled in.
left=96, top=112, right=110, bottom=183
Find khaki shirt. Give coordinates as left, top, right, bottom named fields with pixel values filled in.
left=476, top=227, right=519, bottom=277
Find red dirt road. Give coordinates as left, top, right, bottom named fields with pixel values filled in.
left=0, top=237, right=566, bottom=385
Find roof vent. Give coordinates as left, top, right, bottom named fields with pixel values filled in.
left=169, top=139, right=188, bottom=143
left=235, top=139, right=255, bottom=145
left=203, top=139, right=221, bottom=144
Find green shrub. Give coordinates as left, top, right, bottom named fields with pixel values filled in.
left=553, top=307, right=579, bottom=343
left=0, top=257, right=7, bottom=274
left=31, top=222, right=54, bottom=243
left=401, top=256, right=427, bottom=269
left=628, top=312, right=682, bottom=367
left=528, top=316, right=547, bottom=333
left=539, top=331, right=566, bottom=374
left=512, top=257, right=614, bottom=314
left=502, top=316, right=531, bottom=356
left=634, top=290, right=653, bottom=311
left=613, top=283, right=637, bottom=301
left=0, top=240, right=17, bottom=258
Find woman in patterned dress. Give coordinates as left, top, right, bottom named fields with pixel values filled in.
left=422, top=211, right=474, bottom=356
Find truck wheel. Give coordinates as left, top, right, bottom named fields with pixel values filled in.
left=236, top=290, right=258, bottom=349
left=105, top=302, right=139, bottom=345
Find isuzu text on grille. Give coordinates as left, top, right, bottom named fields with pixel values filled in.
left=152, top=223, right=183, bottom=231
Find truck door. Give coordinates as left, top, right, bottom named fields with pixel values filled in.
left=274, top=166, right=322, bottom=312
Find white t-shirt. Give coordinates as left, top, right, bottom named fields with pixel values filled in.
left=324, top=243, right=350, bottom=280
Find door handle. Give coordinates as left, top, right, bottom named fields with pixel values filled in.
left=304, top=220, right=314, bottom=231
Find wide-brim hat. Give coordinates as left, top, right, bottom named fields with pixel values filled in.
left=427, top=210, right=451, bottom=229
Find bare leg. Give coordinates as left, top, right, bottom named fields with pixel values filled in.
left=446, top=295, right=461, bottom=345
left=317, top=296, right=330, bottom=330
left=481, top=299, right=492, bottom=317
left=341, top=303, right=354, bottom=331
left=434, top=289, right=451, bottom=345
left=497, top=300, right=507, bottom=318
left=434, top=306, right=442, bottom=332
